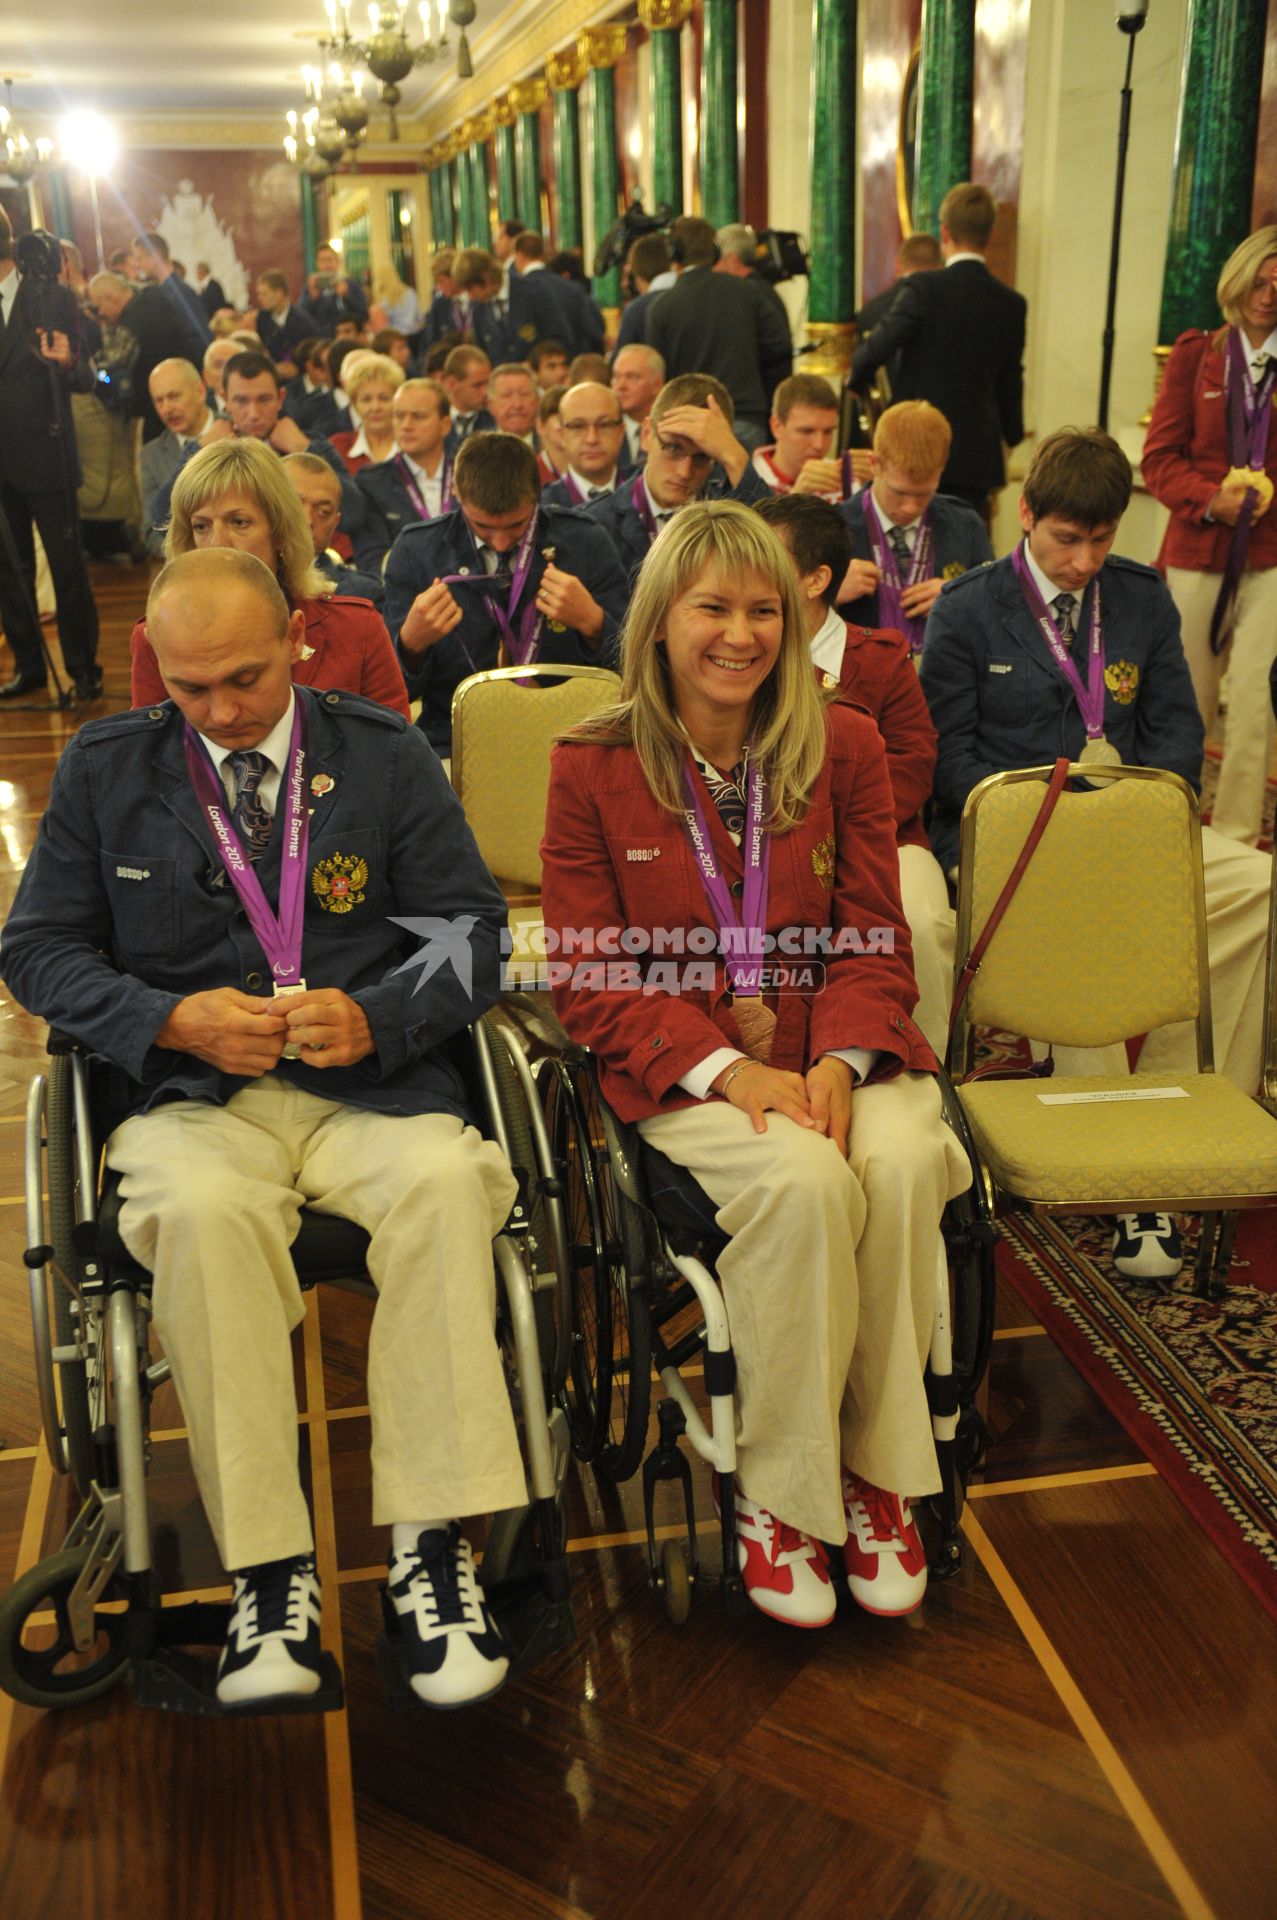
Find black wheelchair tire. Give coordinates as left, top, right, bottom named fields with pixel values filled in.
left=481, top=1016, right=568, bottom=1398
left=0, top=1549, right=130, bottom=1709
left=544, top=1060, right=652, bottom=1481
left=46, top=1056, right=97, bottom=1497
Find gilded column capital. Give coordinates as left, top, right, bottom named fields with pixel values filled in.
left=473, top=106, right=497, bottom=141
left=579, top=24, right=628, bottom=70
left=509, top=76, right=550, bottom=115
left=493, top=93, right=516, bottom=129
left=546, top=44, right=587, bottom=92
left=438, top=131, right=459, bottom=163
left=637, top=0, right=694, bottom=31
left=459, top=115, right=483, bottom=147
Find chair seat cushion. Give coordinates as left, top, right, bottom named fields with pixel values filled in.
left=638, top=1142, right=726, bottom=1247
left=95, top=1176, right=371, bottom=1284
left=958, top=1071, right=1277, bottom=1205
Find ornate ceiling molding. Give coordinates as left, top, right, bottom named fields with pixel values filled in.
left=416, top=0, right=629, bottom=144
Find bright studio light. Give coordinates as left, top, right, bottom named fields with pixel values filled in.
left=59, top=110, right=118, bottom=177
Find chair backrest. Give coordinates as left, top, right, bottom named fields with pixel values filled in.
left=1262, top=851, right=1277, bottom=1114
left=951, top=764, right=1210, bottom=1071
left=450, top=665, right=620, bottom=889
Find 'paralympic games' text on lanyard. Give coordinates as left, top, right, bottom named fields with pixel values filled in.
left=440, top=513, right=546, bottom=667
left=861, top=492, right=935, bottom=656
left=681, top=754, right=771, bottom=1000
left=1210, top=329, right=1277, bottom=652
left=394, top=451, right=453, bottom=522
left=183, top=703, right=311, bottom=1047
left=1010, top=545, right=1117, bottom=766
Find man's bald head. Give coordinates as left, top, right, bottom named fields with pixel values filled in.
left=149, top=358, right=209, bottom=438
left=147, top=551, right=303, bottom=748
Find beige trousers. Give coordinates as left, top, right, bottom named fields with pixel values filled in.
left=107, top=1076, right=528, bottom=1571
left=638, top=1072, right=972, bottom=1543
left=898, top=842, right=956, bottom=1056
left=1168, top=563, right=1277, bottom=846
left=1031, top=824, right=1270, bottom=1091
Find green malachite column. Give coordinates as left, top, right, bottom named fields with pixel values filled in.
left=470, top=138, right=492, bottom=247
left=1157, top=0, right=1267, bottom=341
left=547, top=47, right=586, bottom=254
left=582, top=25, right=627, bottom=307
left=300, top=173, right=320, bottom=274
left=641, top=0, right=689, bottom=217
left=510, top=78, right=548, bottom=236
left=456, top=143, right=476, bottom=248
left=494, top=104, right=519, bottom=224
left=699, top=0, right=738, bottom=228
left=427, top=164, right=443, bottom=247
left=808, top=0, right=855, bottom=329
left=440, top=159, right=459, bottom=246
left=913, top=0, right=975, bottom=236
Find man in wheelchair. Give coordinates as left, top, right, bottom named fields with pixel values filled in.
left=0, top=548, right=528, bottom=1712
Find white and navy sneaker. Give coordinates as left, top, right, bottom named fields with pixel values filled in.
left=384, top=1525, right=509, bottom=1709
left=1112, top=1212, right=1183, bottom=1281
left=216, top=1554, right=324, bottom=1707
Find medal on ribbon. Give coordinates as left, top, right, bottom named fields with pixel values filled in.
left=1211, top=330, right=1277, bottom=652
left=862, top=493, right=935, bottom=656
left=681, top=750, right=776, bottom=1063
left=1011, top=546, right=1118, bottom=766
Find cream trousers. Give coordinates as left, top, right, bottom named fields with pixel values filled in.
left=1168, top=563, right=1277, bottom=847
left=898, top=842, right=956, bottom=1056
left=638, top=1071, right=972, bottom=1543
left=107, top=1075, right=528, bottom=1571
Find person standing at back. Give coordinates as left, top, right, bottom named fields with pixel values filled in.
left=849, top=184, right=1025, bottom=524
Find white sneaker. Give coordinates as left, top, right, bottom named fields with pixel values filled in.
left=216, top=1555, right=324, bottom=1706
left=712, top=1473, right=835, bottom=1628
left=1112, top=1213, right=1183, bottom=1281
left=385, top=1525, right=510, bottom=1709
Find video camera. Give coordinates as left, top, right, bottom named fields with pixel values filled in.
left=593, top=196, right=810, bottom=286
left=15, top=228, right=64, bottom=281
left=750, top=230, right=809, bottom=286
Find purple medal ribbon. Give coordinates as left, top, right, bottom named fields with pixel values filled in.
left=861, top=492, right=935, bottom=655
left=681, top=752, right=771, bottom=998
left=1010, top=545, right=1106, bottom=738
left=182, top=700, right=309, bottom=988
left=395, top=452, right=453, bottom=523
left=632, top=476, right=661, bottom=547
left=440, top=511, right=545, bottom=666
left=1209, top=328, right=1277, bottom=654
left=560, top=471, right=586, bottom=507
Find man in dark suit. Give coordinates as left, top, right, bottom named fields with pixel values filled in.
left=126, top=232, right=212, bottom=360
left=613, top=234, right=676, bottom=356
left=194, top=263, right=228, bottom=319
left=452, top=247, right=565, bottom=366
left=441, top=345, right=495, bottom=457
left=422, top=249, right=471, bottom=348
left=89, top=268, right=202, bottom=442
left=141, top=358, right=227, bottom=556
left=849, top=184, right=1025, bottom=520
left=283, top=454, right=385, bottom=605
left=356, top=378, right=454, bottom=572
left=853, top=232, right=943, bottom=340
left=587, top=374, right=769, bottom=584
left=384, top=433, right=629, bottom=757
left=541, top=381, right=626, bottom=508
left=0, top=212, right=101, bottom=699
left=646, top=217, right=793, bottom=449
left=282, top=338, right=346, bottom=438
left=836, top=400, right=992, bottom=648
left=510, top=232, right=591, bottom=354
left=253, top=271, right=312, bottom=376
left=297, top=243, right=369, bottom=334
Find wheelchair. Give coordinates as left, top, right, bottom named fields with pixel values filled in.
left=0, top=1011, right=575, bottom=1714
left=537, top=1036, right=996, bottom=1622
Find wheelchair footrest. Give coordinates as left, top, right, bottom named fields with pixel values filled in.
left=129, top=1644, right=345, bottom=1717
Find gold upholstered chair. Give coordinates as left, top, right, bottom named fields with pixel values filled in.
left=450, top=664, right=621, bottom=964
left=948, top=763, right=1277, bottom=1295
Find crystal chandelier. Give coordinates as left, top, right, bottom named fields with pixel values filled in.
left=1, top=79, right=53, bottom=187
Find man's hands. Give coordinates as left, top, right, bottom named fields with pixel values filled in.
left=537, top=563, right=603, bottom=640
left=711, top=1053, right=854, bottom=1156
left=200, top=416, right=234, bottom=445
left=655, top=393, right=750, bottom=486
left=156, top=989, right=288, bottom=1076
left=400, top=577, right=463, bottom=654
left=270, top=416, right=312, bottom=456
left=1208, top=474, right=1272, bottom=527
left=839, top=556, right=882, bottom=603
left=791, top=457, right=844, bottom=497
left=900, top=575, right=945, bottom=618
left=156, top=986, right=375, bottom=1075
left=280, top=988, right=375, bottom=1067
left=38, top=330, right=73, bottom=368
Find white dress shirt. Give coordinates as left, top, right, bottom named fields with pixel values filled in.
left=401, top=450, right=444, bottom=519
left=196, top=691, right=297, bottom=816
left=809, top=603, right=848, bottom=680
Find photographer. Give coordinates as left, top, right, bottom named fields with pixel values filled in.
left=0, top=214, right=102, bottom=701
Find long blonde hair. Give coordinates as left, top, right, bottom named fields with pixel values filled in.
left=1217, top=226, right=1277, bottom=327
left=569, top=501, right=828, bottom=830
left=165, top=438, right=329, bottom=603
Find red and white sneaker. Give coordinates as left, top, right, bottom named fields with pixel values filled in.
left=712, top=1472, right=835, bottom=1628
left=841, top=1472, right=928, bottom=1617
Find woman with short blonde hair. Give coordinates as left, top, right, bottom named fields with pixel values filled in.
left=130, top=437, right=409, bottom=716
left=332, top=352, right=405, bottom=473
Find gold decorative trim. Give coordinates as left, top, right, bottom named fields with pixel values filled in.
left=803, top=322, right=856, bottom=380
left=896, top=40, right=921, bottom=238
left=546, top=45, right=588, bottom=91
left=637, top=0, right=694, bottom=29
left=416, top=0, right=629, bottom=141
left=579, top=23, right=628, bottom=68
left=509, top=76, right=550, bottom=115
left=493, top=93, right=517, bottom=129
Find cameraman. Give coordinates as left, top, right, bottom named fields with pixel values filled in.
left=0, top=213, right=102, bottom=701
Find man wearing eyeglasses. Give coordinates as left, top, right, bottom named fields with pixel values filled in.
left=586, top=373, right=770, bottom=581
left=541, top=382, right=628, bottom=507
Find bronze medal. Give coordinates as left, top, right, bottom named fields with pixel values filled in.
left=1223, top=465, right=1275, bottom=512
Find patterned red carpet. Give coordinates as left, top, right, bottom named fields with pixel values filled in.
left=996, top=1204, right=1277, bottom=1622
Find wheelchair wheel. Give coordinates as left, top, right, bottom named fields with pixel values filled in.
left=481, top=1015, right=570, bottom=1395
left=660, top=1538, right=693, bottom=1626
left=46, top=1056, right=99, bottom=1497
left=543, top=1059, right=652, bottom=1481
left=0, top=1548, right=130, bottom=1709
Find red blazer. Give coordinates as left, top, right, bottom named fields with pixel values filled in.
left=1142, top=327, right=1277, bottom=574
left=129, top=593, right=411, bottom=719
left=820, top=623, right=936, bottom=849
left=540, top=703, right=936, bottom=1126
left=327, top=431, right=385, bottom=477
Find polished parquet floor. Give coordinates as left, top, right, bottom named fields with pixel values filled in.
left=1, top=567, right=1276, bottom=1919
